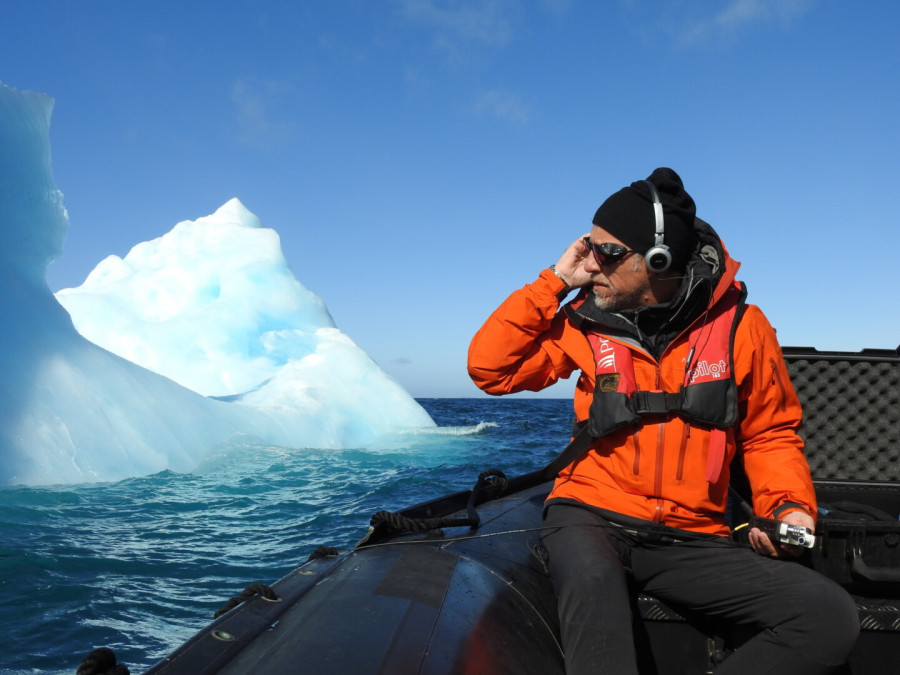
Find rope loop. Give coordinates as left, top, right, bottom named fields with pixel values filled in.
left=476, top=469, right=508, bottom=492
left=370, top=509, right=471, bottom=534
left=214, top=582, right=279, bottom=618
left=76, top=647, right=130, bottom=675
left=368, top=468, right=510, bottom=537
left=307, top=545, right=340, bottom=561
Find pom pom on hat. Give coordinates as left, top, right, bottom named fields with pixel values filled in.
left=591, top=168, right=697, bottom=271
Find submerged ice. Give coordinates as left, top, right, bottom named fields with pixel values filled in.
left=0, top=82, right=434, bottom=487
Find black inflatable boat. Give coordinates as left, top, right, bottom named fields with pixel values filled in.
left=139, top=347, right=900, bottom=675
left=142, top=471, right=564, bottom=674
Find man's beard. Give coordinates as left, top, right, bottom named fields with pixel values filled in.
left=591, top=280, right=651, bottom=312
left=591, top=291, right=616, bottom=311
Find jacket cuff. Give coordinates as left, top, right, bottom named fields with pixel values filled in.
left=773, top=501, right=810, bottom=520
left=540, top=267, right=571, bottom=302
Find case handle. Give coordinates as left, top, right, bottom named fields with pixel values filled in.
left=850, top=553, right=900, bottom=583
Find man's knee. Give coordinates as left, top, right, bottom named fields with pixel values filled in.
left=781, top=574, right=860, bottom=666
left=805, top=581, right=860, bottom=664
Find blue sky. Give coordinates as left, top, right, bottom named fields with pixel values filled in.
left=3, top=0, right=898, bottom=398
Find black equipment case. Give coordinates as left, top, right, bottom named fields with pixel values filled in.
left=786, top=346, right=900, bottom=601
left=787, top=347, right=900, bottom=671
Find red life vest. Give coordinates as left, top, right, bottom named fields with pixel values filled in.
left=585, top=282, right=746, bottom=482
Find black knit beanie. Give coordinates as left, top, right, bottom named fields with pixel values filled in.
left=591, top=167, right=697, bottom=271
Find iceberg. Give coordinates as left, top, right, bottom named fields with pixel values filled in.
left=0, top=82, right=434, bottom=487
left=56, top=199, right=335, bottom=399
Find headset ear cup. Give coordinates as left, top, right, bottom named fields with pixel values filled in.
left=645, top=245, right=672, bottom=272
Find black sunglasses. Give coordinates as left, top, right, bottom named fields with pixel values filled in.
left=582, top=237, right=641, bottom=265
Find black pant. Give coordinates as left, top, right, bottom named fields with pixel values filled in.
left=542, top=503, right=860, bottom=675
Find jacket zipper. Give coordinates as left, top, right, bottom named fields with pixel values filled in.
left=653, top=366, right=665, bottom=522
left=653, top=422, right=666, bottom=521
left=676, top=423, right=690, bottom=481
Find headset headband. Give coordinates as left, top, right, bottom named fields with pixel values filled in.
left=642, top=179, right=672, bottom=272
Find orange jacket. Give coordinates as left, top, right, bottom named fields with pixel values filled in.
left=468, top=255, right=815, bottom=536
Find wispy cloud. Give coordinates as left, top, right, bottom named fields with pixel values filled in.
left=230, top=78, right=295, bottom=149
left=472, top=88, right=530, bottom=126
left=678, top=0, right=815, bottom=45
left=398, top=0, right=517, bottom=48
left=396, top=1, right=530, bottom=126
left=540, top=0, right=575, bottom=21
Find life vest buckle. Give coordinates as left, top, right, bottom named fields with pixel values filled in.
left=630, top=390, right=682, bottom=416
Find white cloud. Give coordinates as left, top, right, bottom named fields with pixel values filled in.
left=679, top=0, right=815, bottom=45
left=396, top=1, right=531, bottom=125
left=472, top=88, right=530, bottom=126
left=230, top=78, right=296, bottom=149
left=398, top=0, right=517, bottom=47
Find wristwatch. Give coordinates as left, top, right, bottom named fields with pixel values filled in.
left=548, top=265, right=571, bottom=301
left=549, top=264, right=570, bottom=287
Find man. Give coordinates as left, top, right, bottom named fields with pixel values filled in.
left=467, top=168, right=859, bottom=674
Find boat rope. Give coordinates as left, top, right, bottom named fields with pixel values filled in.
left=76, top=647, right=129, bottom=675
left=358, top=521, right=752, bottom=550
left=369, top=469, right=508, bottom=535
left=360, top=525, right=553, bottom=548
left=213, top=582, right=279, bottom=618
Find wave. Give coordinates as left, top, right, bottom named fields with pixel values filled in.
left=400, top=421, right=499, bottom=437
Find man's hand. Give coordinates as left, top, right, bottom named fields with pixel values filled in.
left=553, top=234, right=594, bottom=289
left=748, top=510, right=815, bottom=558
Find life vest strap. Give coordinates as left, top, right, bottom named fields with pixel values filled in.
left=542, top=422, right=594, bottom=481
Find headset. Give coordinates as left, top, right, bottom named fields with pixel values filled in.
left=642, top=179, right=672, bottom=273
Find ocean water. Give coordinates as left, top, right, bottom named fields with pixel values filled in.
left=0, top=398, right=572, bottom=675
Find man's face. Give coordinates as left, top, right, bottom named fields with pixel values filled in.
left=584, top=225, right=656, bottom=312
